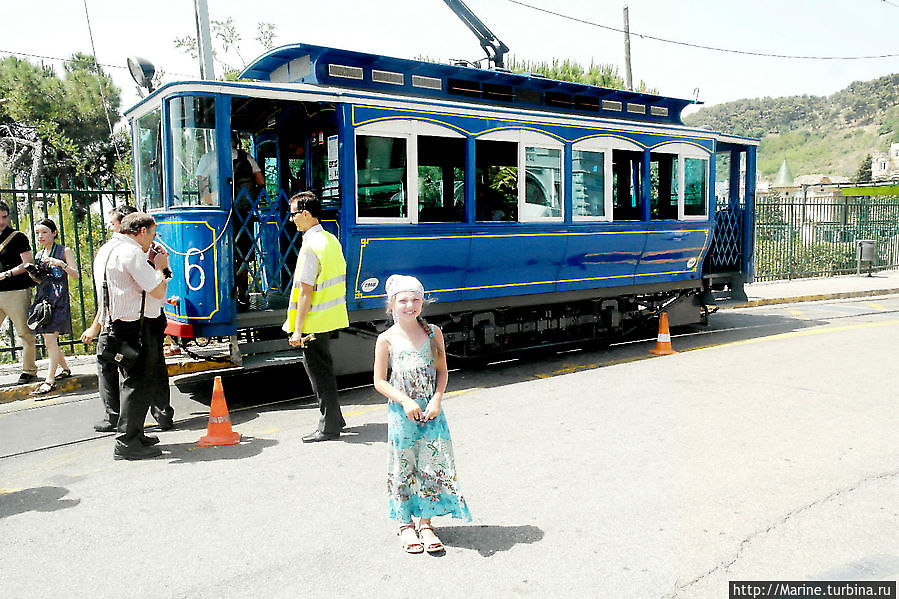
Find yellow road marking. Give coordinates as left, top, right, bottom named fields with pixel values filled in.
left=690, top=319, right=899, bottom=353
left=787, top=308, right=804, bottom=318
left=863, top=301, right=885, bottom=310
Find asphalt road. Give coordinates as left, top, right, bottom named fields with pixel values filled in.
left=1, top=296, right=897, bottom=598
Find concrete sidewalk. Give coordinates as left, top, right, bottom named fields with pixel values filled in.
left=726, top=267, right=899, bottom=308
left=1, top=268, right=897, bottom=404
left=0, top=346, right=234, bottom=405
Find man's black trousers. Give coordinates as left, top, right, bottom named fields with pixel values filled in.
left=301, top=333, right=346, bottom=435
left=112, top=314, right=169, bottom=444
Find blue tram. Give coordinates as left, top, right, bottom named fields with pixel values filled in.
left=123, top=43, right=757, bottom=370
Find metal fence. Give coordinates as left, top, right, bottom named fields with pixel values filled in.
left=0, top=177, right=132, bottom=365
left=754, top=192, right=899, bottom=281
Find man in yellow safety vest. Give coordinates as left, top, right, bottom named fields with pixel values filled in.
left=283, top=191, right=349, bottom=442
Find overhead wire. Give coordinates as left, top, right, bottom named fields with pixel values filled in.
left=508, top=0, right=899, bottom=60
left=82, top=0, right=121, bottom=164
left=0, top=48, right=194, bottom=78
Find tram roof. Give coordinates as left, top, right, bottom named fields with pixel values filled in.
left=239, top=43, right=697, bottom=126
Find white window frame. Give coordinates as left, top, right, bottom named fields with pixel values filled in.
left=570, top=138, right=618, bottom=222
left=651, top=142, right=711, bottom=221
left=354, top=120, right=464, bottom=224
left=477, top=130, right=564, bottom=223
left=588, top=137, right=644, bottom=222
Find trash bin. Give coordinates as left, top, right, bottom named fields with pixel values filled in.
left=856, top=239, right=876, bottom=276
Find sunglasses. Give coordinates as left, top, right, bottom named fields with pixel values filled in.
left=289, top=210, right=304, bottom=217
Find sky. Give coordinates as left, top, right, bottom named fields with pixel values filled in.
left=3, top=0, right=899, bottom=121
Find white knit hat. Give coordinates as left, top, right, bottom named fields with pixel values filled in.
left=384, top=274, right=425, bottom=299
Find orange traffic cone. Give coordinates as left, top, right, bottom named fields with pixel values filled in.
left=649, top=311, right=677, bottom=356
left=197, top=376, right=241, bottom=446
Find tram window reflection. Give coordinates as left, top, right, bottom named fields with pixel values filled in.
left=476, top=139, right=517, bottom=221
left=612, top=149, right=643, bottom=220
left=684, top=158, right=708, bottom=216
left=136, top=108, right=163, bottom=211
left=572, top=149, right=605, bottom=218
left=524, top=146, right=562, bottom=218
left=650, top=153, right=678, bottom=220
left=170, top=96, right=219, bottom=207
left=418, top=135, right=465, bottom=223
left=356, top=134, right=407, bottom=219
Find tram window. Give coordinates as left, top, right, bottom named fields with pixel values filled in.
left=170, top=96, right=219, bottom=207
left=684, top=158, right=708, bottom=216
left=524, top=146, right=562, bottom=218
left=418, top=136, right=465, bottom=223
left=356, top=135, right=407, bottom=219
left=135, top=108, right=163, bottom=211
left=572, top=150, right=605, bottom=218
left=287, top=157, right=305, bottom=196
left=650, top=153, right=678, bottom=220
left=475, top=140, right=517, bottom=222
left=612, top=150, right=642, bottom=220
left=258, top=140, right=278, bottom=205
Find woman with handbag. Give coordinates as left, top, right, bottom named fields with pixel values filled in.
left=27, top=219, right=78, bottom=396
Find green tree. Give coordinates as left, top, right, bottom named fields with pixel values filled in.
left=505, top=57, right=656, bottom=94
left=0, top=53, right=126, bottom=187
left=854, top=154, right=872, bottom=183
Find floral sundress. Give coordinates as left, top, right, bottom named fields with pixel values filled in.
left=385, top=327, right=471, bottom=523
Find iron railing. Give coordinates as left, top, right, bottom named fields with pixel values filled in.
left=754, top=192, right=899, bottom=281
left=0, top=177, right=132, bottom=364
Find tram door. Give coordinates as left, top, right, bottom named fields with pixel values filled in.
left=230, top=98, right=341, bottom=313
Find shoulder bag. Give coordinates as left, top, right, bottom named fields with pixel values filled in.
left=97, top=244, right=144, bottom=370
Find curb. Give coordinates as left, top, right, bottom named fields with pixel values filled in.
left=720, top=287, right=899, bottom=309
left=0, top=359, right=237, bottom=405
left=0, top=374, right=99, bottom=405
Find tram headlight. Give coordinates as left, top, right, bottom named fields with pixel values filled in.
left=127, top=56, right=156, bottom=94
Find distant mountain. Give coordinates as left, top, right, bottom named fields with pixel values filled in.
left=683, top=74, right=899, bottom=180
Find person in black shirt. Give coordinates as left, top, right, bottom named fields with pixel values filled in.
left=0, top=201, right=38, bottom=384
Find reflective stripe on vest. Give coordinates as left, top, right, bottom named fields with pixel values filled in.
left=282, top=230, right=349, bottom=334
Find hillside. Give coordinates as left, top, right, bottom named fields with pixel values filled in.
left=683, top=74, right=899, bottom=180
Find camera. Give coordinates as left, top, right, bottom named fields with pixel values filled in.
left=24, top=262, right=52, bottom=281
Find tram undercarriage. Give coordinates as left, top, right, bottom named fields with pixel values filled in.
left=330, top=283, right=707, bottom=366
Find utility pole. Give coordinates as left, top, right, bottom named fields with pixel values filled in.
left=623, top=5, right=633, bottom=91
left=194, top=0, right=215, bottom=80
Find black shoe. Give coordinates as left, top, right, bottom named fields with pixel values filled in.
left=302, top=430, right=340, bottom=443
left=113, top=441, right=162, bottom=460
left=139, top=433, right=160, bottom=446
left=93, top=419, right=117, bottom=433
left=16, top=373, right=39, bottom=385
left=153, top=409, right=175, bottom=431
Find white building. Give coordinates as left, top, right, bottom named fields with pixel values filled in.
left=872, top=143, right=899, bottom=181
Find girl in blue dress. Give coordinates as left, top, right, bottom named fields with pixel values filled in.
left=373, top=274, right=471, bottom=554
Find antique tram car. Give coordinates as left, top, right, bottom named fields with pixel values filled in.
left=123, top=43, right=757, bottom=372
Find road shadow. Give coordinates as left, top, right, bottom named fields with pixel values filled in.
left=170, top=311, right=831, bottom=413
left=0, top=486, right=81, bottom=519
left=339, top=422, right=387, bottom=445
left=437, top=310, right=831, bottom=395
left=162, top=435, right=279, bottom=464
left=437, top=524, right=545, bottom=557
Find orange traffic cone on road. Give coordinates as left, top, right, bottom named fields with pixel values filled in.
left=197, top=376, right=241, bottom=446
left=649, top=312, right=677, bottom=356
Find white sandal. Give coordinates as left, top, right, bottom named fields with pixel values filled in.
left=417, top=523, right=444, bottom=553
left=399, top=523, right=424, bottom=554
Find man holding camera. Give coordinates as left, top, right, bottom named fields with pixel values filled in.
left=96, top=212, right=172, bottom=460
left=0, top=201, right=38, bottom=385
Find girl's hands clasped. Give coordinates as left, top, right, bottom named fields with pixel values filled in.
left=402, top=398, right=423, bottom=423
left=422, top=398, right=442, bottom=422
